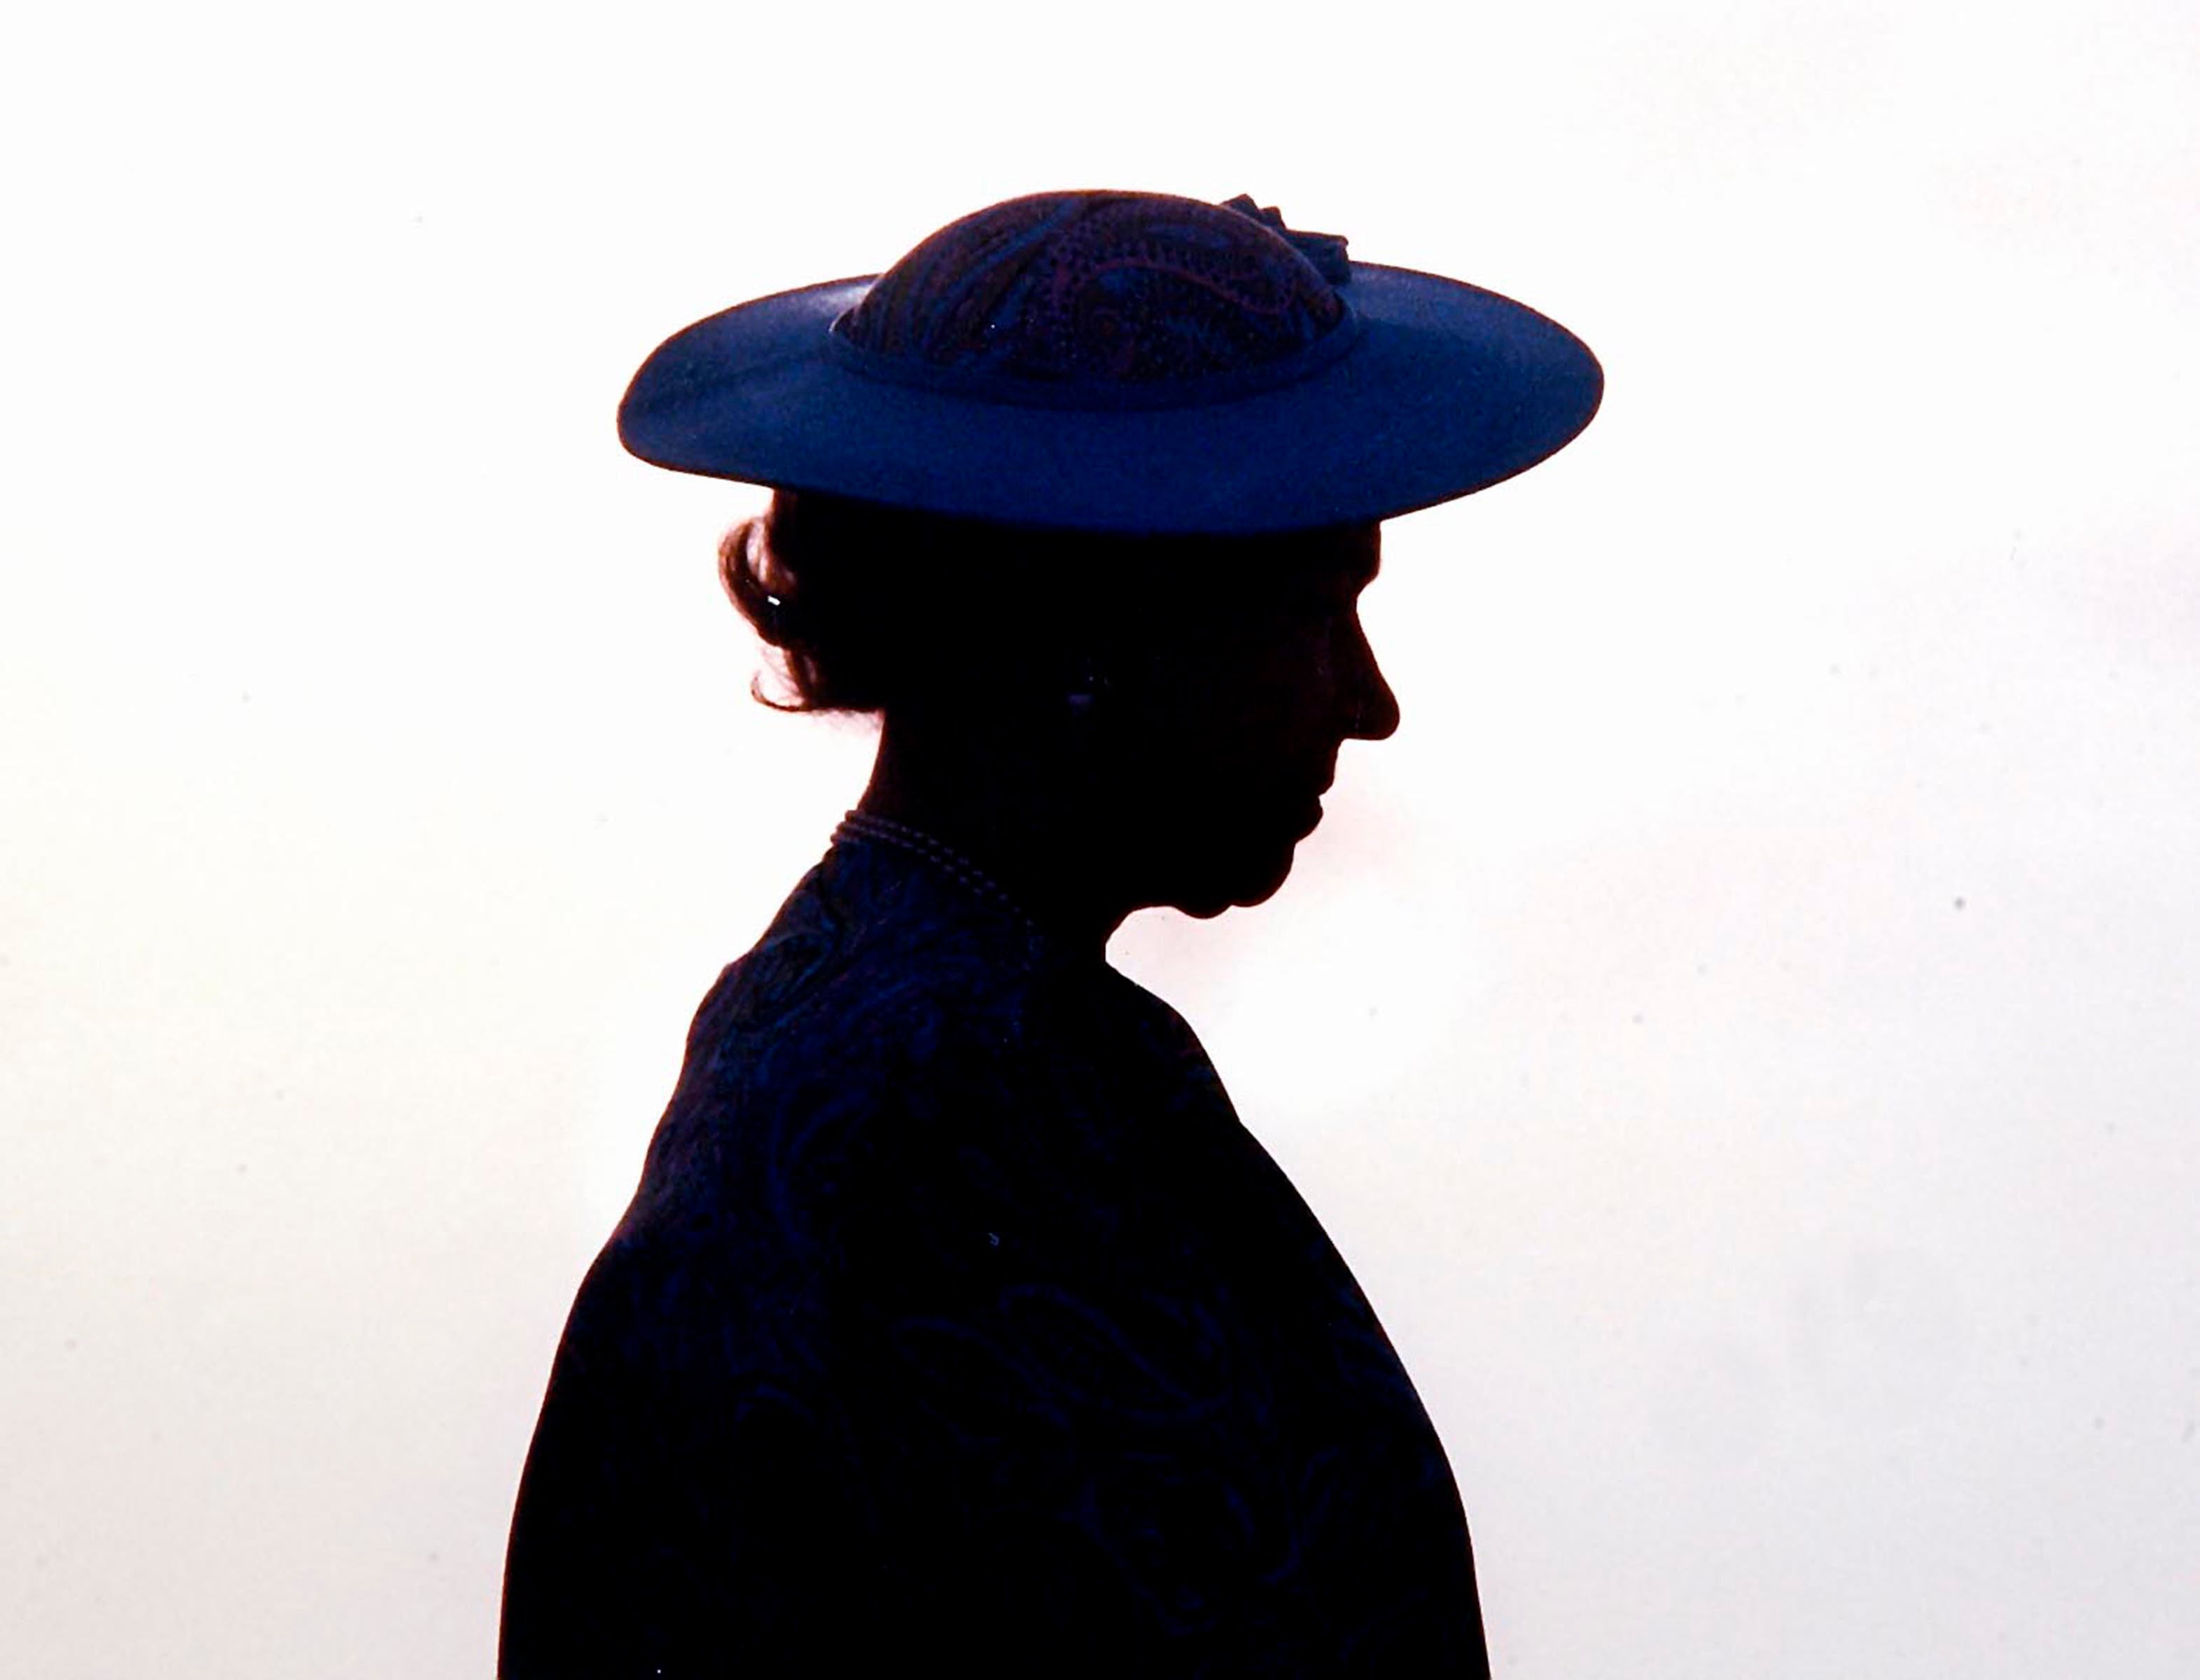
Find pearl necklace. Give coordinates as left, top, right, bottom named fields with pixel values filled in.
left=834, top=809, right=1046, bottom=942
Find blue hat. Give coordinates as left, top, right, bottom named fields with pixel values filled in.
left=618, top=191, right=1601, bottom=536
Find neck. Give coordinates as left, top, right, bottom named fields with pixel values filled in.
left=855, top=712, right=1136, bottom=958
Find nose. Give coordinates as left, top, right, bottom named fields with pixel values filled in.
left=1344, top=622, right=1400, bottom=742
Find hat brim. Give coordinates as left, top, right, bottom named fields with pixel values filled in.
left=617, top=262, right=1602, bottom=536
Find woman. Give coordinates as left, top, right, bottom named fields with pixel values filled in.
left=501, top=190, right=1601, bottom=1676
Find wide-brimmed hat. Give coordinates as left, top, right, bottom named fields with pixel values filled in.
left=618, top=190, right=1601, bottom=536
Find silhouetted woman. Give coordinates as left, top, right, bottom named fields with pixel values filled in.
left=501, top=190, right=1600, bottom=1676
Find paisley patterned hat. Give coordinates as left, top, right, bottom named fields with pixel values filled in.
left=618, top=190, right=1602, bottom=536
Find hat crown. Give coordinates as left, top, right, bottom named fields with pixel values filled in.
left=835, top=192, right=1348, bottom=391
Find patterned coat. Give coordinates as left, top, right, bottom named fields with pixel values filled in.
left=501, top=829, right=1488, bottom=1676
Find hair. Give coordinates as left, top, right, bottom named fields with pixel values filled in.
left=722, top=492, right=1049, bottom=715
left=720, top=491, right=1309, bottom=718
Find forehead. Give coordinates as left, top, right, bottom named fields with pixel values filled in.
left=1283, top=522, right=1380, bottom=584
left=1162, top=522, right=1381, bottom=603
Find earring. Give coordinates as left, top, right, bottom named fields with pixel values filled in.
left=1064, top=654, right=1111, bottom=722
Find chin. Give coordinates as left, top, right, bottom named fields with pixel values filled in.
left=1172, top=844, right=1301, bottom=918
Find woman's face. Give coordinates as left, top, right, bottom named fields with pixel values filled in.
left=1102, top=523, right=1398, bottom=917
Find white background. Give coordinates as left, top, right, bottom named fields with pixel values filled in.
left=6, top=1, right=2196, bottom=1674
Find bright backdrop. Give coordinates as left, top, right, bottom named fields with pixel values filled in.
left=5, top=1, right=2197, bottom=1674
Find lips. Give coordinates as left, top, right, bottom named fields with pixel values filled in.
left=1295, top=770, right=1333, bottom=830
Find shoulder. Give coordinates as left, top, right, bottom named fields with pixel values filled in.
left=608, top=841, right=1239, bottom=1290
left=618, top=883, right=1075, bottom=1256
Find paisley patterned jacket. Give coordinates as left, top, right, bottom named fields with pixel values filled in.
left=501, top=827, right=1489, bottom=1676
